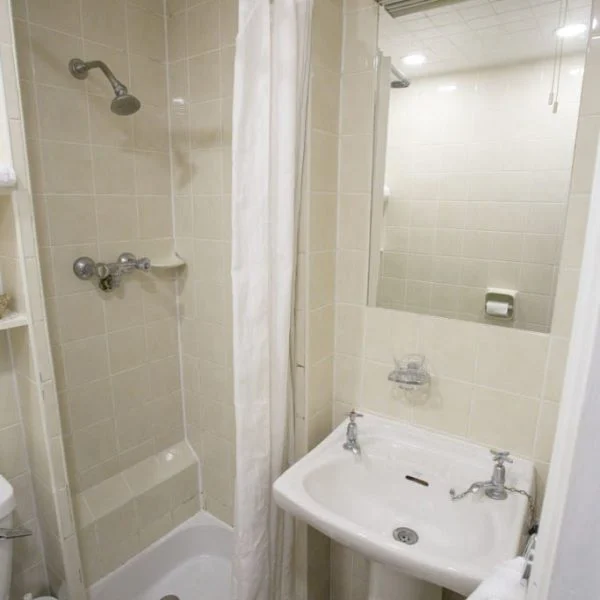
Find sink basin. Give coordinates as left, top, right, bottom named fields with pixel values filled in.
left=273, top=412, right=535, bottom=596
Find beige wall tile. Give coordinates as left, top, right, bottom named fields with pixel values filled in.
left=187, top=0, right=220, bottom=57
left=71, top=419, right=118, bottom=474
left=310, top=193, right=337, bottom=252
left=364, top=307, right=419, bottom=363
left=341, top=71, right=375, bottom=135
left=336, top=250, right=368, bottom=304
left=138, top=195, right=173, bottom=239
left=419, top=317, right=477, bottom=383
left=360, top=360, right=411, bottom=420
left=309, top=305, right=335, bottom=364
left=311, top=130, right=339, bottom=193
left=36, top=85, right=89, bottom=144
left=66, top=379, right=113, bottom=432
left=335, top=304, right=365, bottom=357
left=189, top=51, right=221, bottom=103
left=27, top=0, right=82, bottom=36
left=29, top=25, right=83, bottom=89
left=41, top=141, right=93, bottom=194
left=312, top=0, right=342, bottom=72
left=543, top=337, right=569, bottom=402
left=127, top=6, right=166, bottom=62
left=342, top=7, right=377, bottom=74
left=534, top=401, right=559, bottom=462
left=338, top=193, right=371, bottom=251
left=46, top=195, right=97, bottom=246
left=81, top=0, right=127, bottom=49
left=469, top=388, right=539, bottom=456
left=339, top=135, right=372, bottom=194
left=334, top=354, right=362, bottom=407
left=475, top=327, right=548, bottom=397
left=130, top=54, right=167, bottom=107
left=55, top=291, right=105, bottom=343
left=0, top=424, right=28, bottom=479
left=108, top=326, right=147, bottom=374
left=312, top=64, right=341, bottom=135
left=413, top=378, right=472, bottom=437
left=309, top=252, right=335, bottom=310
left=551, top=268, right=580, bottom=338
left=308, top=357, right=334, bottom=418
left=62, top=335, right=110, bottom=387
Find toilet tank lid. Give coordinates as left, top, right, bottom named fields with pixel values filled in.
left=0, top=475, right=15, bottom=519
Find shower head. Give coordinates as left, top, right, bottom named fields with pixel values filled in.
left=391, top=64, right=411, bottom=88
left=111, top=91, right=142, bottom=116
left=69, top=58, right=141, bottom=116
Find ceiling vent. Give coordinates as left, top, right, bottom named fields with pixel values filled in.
left=376, top=0, right=467, bottom=18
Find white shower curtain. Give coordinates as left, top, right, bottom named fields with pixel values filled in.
left=230, top=1, right=312, bottom=599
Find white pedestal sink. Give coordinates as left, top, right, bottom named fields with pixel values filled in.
left=273, top=412, right=535, bottom=597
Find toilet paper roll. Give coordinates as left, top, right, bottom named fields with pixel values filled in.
left=486, top=300, right=510, bottom=317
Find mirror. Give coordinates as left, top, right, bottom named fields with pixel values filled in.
left=368, top=0, right=591, bottom=332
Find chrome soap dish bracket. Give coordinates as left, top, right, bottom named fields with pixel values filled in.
left=73, top=252, right=151, bottom=292
left=388, top=354, right=431, bottom=401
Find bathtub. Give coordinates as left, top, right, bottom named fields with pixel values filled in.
left=89, top=512, right=232, bottom=600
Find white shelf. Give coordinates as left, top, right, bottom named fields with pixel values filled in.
left=151, top=253, right=186, bottom=269
left=0, top=312, right=28, bottom=331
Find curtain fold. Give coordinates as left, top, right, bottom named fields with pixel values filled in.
left=231, top=1, right=313, bottom=599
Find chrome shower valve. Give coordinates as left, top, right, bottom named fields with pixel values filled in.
left=73, top=253, right=151, bottom=292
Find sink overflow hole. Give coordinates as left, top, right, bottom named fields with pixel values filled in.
left=393, top=527, right=419, bottom=545
left=405, top=475, right=429, bottom=487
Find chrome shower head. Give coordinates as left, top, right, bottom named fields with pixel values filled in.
left=111, top=91, right=142, bottom=116
left=391, top=64, right=411, bottom=88
left=69, top=58, right=141, bottom=116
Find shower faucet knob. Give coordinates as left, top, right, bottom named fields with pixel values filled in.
left=72, top=256, right=95, bottom=280
left=136, top=257, right=151, bottom=272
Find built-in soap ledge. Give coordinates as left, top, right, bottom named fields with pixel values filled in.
left=128, top=240, right=186, bottom=271
left=74, top=442, right=200, bottom=583
left=150, top=252, right=186, bottom=269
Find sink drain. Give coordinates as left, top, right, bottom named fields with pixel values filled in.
left=393, top=527, right=419, bottom=545
left=160, top=596, right=180, bottom=600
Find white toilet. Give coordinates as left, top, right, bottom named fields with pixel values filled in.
left=0, top=474, right=16, bottom=600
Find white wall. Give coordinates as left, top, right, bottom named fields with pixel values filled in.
left=378, top=55, right=584, bottom=332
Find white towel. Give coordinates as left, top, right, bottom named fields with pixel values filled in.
left=468, top=557, right=527, bottom=600
left=0, top=164, right=16, bottom=188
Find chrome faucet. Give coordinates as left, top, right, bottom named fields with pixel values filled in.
left=343, top=409, right=363, bottom=455
left=73, top=252, right=151, bottom=292
left=450, top=450, right=513, bottom=501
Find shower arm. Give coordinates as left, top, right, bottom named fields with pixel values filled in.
left=69, top=59, right=128, bottom=95
left=391, top=64, right=410, bottom=88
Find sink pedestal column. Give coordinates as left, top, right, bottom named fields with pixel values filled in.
left=368, top=562, right=442, bottom=600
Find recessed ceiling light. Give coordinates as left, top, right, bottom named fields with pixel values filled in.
left=556, top=23, right=587, bottom=38
left=402, top=53, right=427, bottom=66
left=438, top=84, right=457, bottom=92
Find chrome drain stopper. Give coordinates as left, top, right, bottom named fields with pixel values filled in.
left=392, top=527, right=419, bottom=545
